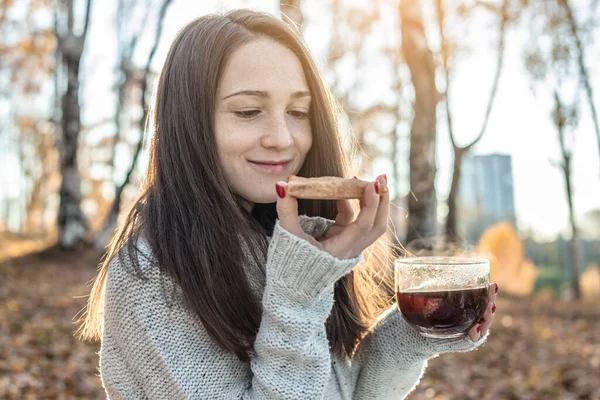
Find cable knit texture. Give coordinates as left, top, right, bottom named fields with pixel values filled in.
left=100, top=215, right=488, bottom=399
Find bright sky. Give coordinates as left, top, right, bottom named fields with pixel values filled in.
left=63, top=0, right=600, bottom=240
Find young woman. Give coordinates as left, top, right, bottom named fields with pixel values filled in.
left=79, top=9, right=498, bottom=399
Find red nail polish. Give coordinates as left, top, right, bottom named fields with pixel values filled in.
left=383, top=174, right=387, bottom=183
left=492, top=303, right=496, bottom=313
left=494, top=283, right=499, bottom=294
left=374, top=180, right=380, bottom=194
left=476, top=325, right=482, bottom=334
left=275, top=183, right=285, bottom=198
left=353, top=176, right=357, bottom=179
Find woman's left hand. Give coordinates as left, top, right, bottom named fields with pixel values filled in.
left=468, top=282, right=498, bottom=342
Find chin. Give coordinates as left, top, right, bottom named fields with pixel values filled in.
left=253, top=195, right=278, bottom=204
left=242, top=189, right=278, bottom=204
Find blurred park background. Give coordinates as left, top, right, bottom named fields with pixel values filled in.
left=1, top=0, right=599, bottom=398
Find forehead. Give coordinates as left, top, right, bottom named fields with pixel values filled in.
left=218, top=37, right=309, bottom=95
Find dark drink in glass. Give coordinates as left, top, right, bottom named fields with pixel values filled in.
left=396, top=287, right=489, bottom=337
left=395, top=257, right=490, bottom=338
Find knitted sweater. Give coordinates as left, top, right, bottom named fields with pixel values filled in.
left=100, top=215, right=487, bottom=399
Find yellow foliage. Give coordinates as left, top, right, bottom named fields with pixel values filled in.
left=581, top=264, right=600, bottom=301
left=476, top=222, right=538, bottom=295
left=17, top=38, right=34, bottom=54
left=16, top=116, right=36, bottom=131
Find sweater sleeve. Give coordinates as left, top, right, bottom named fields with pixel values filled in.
left=343, top=305, right=488, bottom=399
left=100, top=222, right=362, bottom=400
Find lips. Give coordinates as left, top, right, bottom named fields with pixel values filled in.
left=249, top=160, right=291, bottom=174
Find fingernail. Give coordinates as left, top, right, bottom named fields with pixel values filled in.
left=494, top=283, right=499, bottom=294
left=383, top=174, right=387, bottom=183
left=352, top=176, right=357, bottom=179
left=275, top=183, right=285, bottom=198
left=492, top=303, right=496, bottom=313
left=374, top=180, right=380, bottom=194
left=476, top=325, right=482, bottom=334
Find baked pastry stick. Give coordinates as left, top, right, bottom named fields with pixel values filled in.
left=286, top=176, right=388, bottom=200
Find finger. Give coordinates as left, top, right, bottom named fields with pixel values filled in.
left=479, top=302, right=496, bottom=335
left=275, top=181, right=304, bottom=237
left=320, top=224, right=344, bottom=241
left=321, top=200, right=353, bottom=241
left=490, top=282, right=499, bottom=298
left=471, top=301, right=496, bottom=341
left=335, top=199, right=355, bottom=227
left=356, top=174, right=389, bottom=247
left=468, top=322, right=482, bottom=342
left=488, top=283, right=498, bottom=305
left=336, top=181, right=380, bottom=246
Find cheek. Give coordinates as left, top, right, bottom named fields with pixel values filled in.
left=297, top=125, right=313, bottom=158
left=214, top=123, right=253, bottom=159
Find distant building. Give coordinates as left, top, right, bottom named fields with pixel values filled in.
left=457, top=153, right=516, bottom=243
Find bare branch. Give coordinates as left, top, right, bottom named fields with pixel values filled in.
left=438, top=0, right=509, bottom=152
left=123, top=0, right=152, bottom=62
left=54, top=10, right=61, bottom=49
left=554, top=91, right=571, bottom=161
left=465, top=0, right=509, bottom=151
left=81, top=0, right=93, bottom=43
left=145, top=0, right=173, bottom=73
left=557, top=0, right=600, bottom=173
left=109, top=0, right=151, bottom=181
left=125, top=0, right=172, bottom=185
left=96, top=0, right=174, bottom=248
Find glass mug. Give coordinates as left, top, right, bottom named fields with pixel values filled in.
left=395, top=257, right=490, bottom=338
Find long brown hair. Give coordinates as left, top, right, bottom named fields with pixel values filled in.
left=77, top=9, right=394, bottom=361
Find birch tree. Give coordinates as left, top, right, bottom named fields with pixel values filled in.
left=55, top=0, right=93, bottom=249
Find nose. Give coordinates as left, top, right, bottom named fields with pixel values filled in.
left=261, top=115, right=294, bottom=149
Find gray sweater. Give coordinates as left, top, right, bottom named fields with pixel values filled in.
left=100, top=215, right=486, bottom=399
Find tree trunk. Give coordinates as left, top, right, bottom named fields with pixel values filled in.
left=55, top=0, right=93, bottom=249
left=563, top=155, right=581, bottom=299
left=280, top=0, right=303, bottom=29
left=445, top=147, right=465, bottom=241
left=57, top=47, right=88, bottom=248
left=57, top=0, right=92, bottom=249
left=399, top=0, right=438, bottom=243
left=554, top=91, right=581, bottom=299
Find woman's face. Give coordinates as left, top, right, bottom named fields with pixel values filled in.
left=214, top=37, right=313, bottom=206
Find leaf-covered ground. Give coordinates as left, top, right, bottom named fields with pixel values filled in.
left=1, top=246, right=598, bottom=399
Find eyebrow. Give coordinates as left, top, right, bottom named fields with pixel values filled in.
left=222, top=90, right=311, bottom=100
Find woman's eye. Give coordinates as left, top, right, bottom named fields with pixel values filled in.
left=289, top=110, right=309, bottom=119
left=234, top=110, right=261, bottom=119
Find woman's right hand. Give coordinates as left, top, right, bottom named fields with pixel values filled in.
left=275, top=174, right=389, bottom=259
